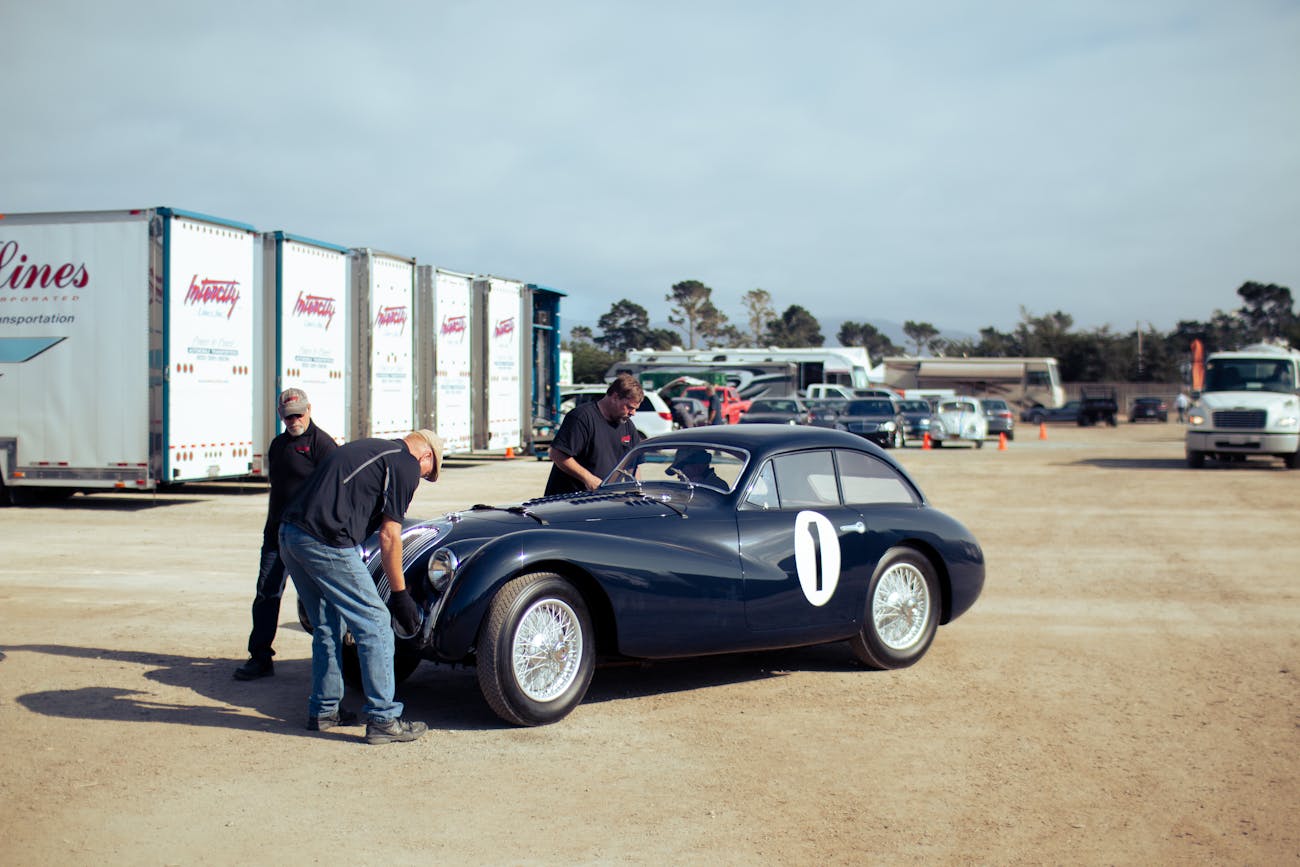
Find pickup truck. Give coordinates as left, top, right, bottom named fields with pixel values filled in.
left=1077, top=386, right=1119, bottom=427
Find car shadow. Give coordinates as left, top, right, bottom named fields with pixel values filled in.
left=8, top=640, right=868, bottom=734
left=1076, top=457, right=1291, bottom=471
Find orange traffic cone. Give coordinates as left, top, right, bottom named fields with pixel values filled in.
left=1038, top=422, right=1047, bottom=440
left=998, top=431, right=1008, bottom=451
left=505, top=446, right=515, bottom=459
left=922, top=432, right=931, bottom=450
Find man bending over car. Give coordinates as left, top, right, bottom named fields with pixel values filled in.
left=279, top=429, right=443, bottom=745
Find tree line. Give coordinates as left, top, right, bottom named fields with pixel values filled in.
left=565, top=279, right=1298, bottom=384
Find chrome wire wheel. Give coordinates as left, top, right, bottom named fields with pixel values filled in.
left=872, top=561, right=931, bottom=651
left=511, top=598, right=584, bottom=702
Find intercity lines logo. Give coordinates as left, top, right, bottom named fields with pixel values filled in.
left=375, top=304, right=408, bottom=334
left=293, top=291, right=336, bottom=330
left=0, top=240, right=89, bottom=291
left=184, top=275, right=240, bottom=319
left=440, top=313, right=467, bottom=343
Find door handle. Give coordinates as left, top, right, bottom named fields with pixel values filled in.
left=840, top=520, right=865, bottom=534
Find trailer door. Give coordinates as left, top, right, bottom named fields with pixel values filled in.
left=162, top=212, right=256, bottom=482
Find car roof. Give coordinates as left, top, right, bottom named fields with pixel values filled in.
left=643, top=423, right=891, bottom=463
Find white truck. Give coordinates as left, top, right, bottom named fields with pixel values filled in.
left=1186, top=343, right=1300, bottom=469
left=0, top=208, right=257, bottom=503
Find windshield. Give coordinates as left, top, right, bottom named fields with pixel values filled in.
left=939, top=401, right=978, bottom=413
left=604, top=444, right=748, bottom=494
left=1204, top=358, right=1296, bottom=394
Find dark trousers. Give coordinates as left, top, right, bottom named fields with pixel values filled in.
left=246, top=544, right=288, bottom=661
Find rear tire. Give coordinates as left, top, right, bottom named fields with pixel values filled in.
left=849, top=548, right=939, bottom=670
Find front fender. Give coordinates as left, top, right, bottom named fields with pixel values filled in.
left=431, top=523, right=744, bottom=660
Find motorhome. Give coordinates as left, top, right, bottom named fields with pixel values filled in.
left=881, top=356, right=1064, bottom=411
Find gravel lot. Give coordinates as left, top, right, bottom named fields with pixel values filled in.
left=1, top=421, right=1296, bottom=865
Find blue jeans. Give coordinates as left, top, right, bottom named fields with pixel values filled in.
left=278, top=522, right=402, bottom=722
left=246, top=544, right=287, bottom=662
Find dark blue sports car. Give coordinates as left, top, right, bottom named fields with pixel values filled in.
left=308, top=425, right=984, bottom=726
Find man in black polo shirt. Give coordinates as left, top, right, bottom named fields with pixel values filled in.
left=279, top=429, right=443, bottom=745
left=545, top=373, right=644, bottom=496
left=234, top=388, right=338, bottom=681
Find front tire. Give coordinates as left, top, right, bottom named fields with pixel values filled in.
left=1187, top=450, right=1206, bottom=469
left=341, top=639, right=422, bottom=688
left=850, top=548, right=939, bottom=669
left=477, top=572, right=595, bottom=726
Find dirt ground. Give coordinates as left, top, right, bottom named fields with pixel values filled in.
left=1, top=421, right=1296, bottom=865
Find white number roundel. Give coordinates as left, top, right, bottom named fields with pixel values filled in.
left=794, top=510, right=841, bottom=606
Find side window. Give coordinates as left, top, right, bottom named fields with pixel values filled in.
left=742, top=461, right=779, bottom=511
left=836, top=449, right=919, bottom=505
left=773, top=450, right=840, bottom=508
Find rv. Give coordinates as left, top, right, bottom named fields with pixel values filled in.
left=881, top=356, right=1064, bottom=411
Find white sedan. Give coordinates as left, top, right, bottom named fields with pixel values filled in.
left=930, top=398, right=987, bottom=448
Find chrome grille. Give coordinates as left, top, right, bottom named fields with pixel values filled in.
left=1213, top=410, right=1266, bottom=429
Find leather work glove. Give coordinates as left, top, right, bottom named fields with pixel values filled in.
left=386, top=589, right=423, bottom=638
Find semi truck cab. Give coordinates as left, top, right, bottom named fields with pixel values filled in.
left=1186, top=343, right=1300, bottom=469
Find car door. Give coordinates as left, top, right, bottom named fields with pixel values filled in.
left=736, top=449, right=875, bottom=639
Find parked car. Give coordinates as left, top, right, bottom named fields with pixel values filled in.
left=806, top=398, right=849, bottom=427
left=739, top=397, right=813, bottom=425
left=1021, top=401, right=1081, bottom=424
left=1129, top=396, right=1169, bottom=423
left=931, top=397, right=988, bottom=448
left=559, top=385, right=674, bottom=439
left=896, top=399, right=934, bottom=439
left=981, top=398, right=1016, bottom=440
left=823, top=398, right=908, bottom=449
left=680, top=384, right=752, bottom=424
left=669, top=396, right=708, bottom=428
left=301, top=425, right=984, bottom=726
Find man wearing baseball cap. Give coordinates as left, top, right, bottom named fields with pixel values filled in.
left=233, top=388, right=338, bottom=681
left=278, top=428, right=444, bottom=744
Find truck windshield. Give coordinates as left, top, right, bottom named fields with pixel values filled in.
left=1204, top=359, right=1296, bottom=394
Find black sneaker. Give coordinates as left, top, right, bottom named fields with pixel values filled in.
left=365, top=717, right=428, bottom=745
left=306, top=708, right=359, bottom=731
left=232, top=658, right=274, bottom=681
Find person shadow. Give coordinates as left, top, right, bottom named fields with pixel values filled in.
left=8, top=643, right=327, bottom=737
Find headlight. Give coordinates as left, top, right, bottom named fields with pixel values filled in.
left=880, top=421, right=896, bottom=431
left=1188, top=411, right=1206, bottom=426
left=428, top=548, right=459, bottom=593
left=1277, top=416, right=1299, bottom=428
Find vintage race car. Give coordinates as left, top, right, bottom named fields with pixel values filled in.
left=304, top=425, right=984, bottom=726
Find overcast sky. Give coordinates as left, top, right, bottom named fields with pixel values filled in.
left=4, top=1, right=1298, bottom=341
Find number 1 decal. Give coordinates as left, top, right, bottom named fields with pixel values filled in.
left=794, top=511, right=841, bottom=606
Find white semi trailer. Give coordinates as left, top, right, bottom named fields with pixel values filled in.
left=0, top=208, right=257, bottom=503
